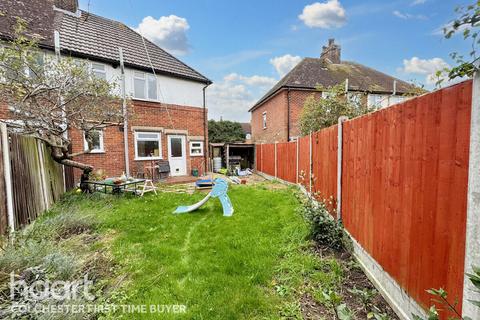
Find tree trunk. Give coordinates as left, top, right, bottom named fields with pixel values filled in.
left=50, top=146, right=94, bottom=192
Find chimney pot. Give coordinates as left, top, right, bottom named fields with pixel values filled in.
left=321, top=38, right=341, bottom=64
left=54, top=0, right=79, bottom=13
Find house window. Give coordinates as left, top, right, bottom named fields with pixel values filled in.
left=83, top=129, right=104, bottom=153
left=190, top=141, right=204, bottom=156
left=147, top=74, right=157, bottom=100
left=262, top=112, right=267, bottom=129
left=389, top=95, right=407, bottom=106
left=347, top=92, right=362, bottom=107
left=367, top=94, right=389, bottom=108
left=91, top=63, right=106, bottom=80
left=133, top=71, right=157, bottom=100
left=28, top=52, right=45, bottom=79
left=246, top=133, right=251, bottom=140
left=134, top=71, right=146, bottom=99
left=134, top=131, right=162, bottom=160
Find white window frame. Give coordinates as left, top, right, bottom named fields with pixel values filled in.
left=83, top=129, right=104, bottom=153
left=91, top=62, right=107, bottom=80
left=134, top=131, right=162, bottom=160
left=133, top=71, right=158, bottom=101
left=189, top=141, right=204, bottom=156
left=262, top=112, right=267, bottom=129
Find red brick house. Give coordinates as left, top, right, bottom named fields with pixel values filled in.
left=249, top=39, right=417, bottom=143
left=0, top=0, right=211, bottom=181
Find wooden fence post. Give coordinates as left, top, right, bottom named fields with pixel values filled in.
left=309, top=132, right=312, bottom=194
left=463, top=71, right=480, bottom=319
left=37, top=140, right=49, bottom=211
left=1, top=124, right=14, bottom=233
left=337, top=116, right=348, bottom=222
left=274, top=141, right=278, bottom=178
left=296, top=138, right=299, bottom=184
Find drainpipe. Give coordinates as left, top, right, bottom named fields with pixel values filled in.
left=287, top=88, right=291, bottom=141
left=202, top=84, right=210, bottom=174
left=119, top=47, right=130, bottom=177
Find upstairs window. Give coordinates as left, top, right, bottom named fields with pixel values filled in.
left=83, top=129, right=104, bottom=153
left=133, top=71, right=157, bottom=100
left=27, top=52, right=45, bottom=79
left=91, top=63, right=106, bottom=80
left=262, top=112, right=267, bottom=129
left=134, top=71, right=146, bottom=99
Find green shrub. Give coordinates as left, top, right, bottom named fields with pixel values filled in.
left=298, top=196, right=344, bottom=250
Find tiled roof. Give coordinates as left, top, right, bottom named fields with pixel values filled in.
left=240, top=122, right=251, bottom=134
left=250, top=58, right=417, bottom=111
left=0, top=0, right=210, bottom=84
left=0, top=0, right=56, bottom=48
left=58, top=11, right=210, bottom=84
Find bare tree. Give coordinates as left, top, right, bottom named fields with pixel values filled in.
left=0, top=20, right=125, bottom=176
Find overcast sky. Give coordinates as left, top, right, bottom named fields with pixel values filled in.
left=79, top=0, right=470, bottom=122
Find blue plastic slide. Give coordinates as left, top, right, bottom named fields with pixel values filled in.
left=173, top=178, right=234, bottom=216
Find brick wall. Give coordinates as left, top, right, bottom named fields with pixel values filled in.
left=68, top=100, right=207, bottom=182
left=251, top=90, right=288, bottom=143
left=288, top=90, right=319, bottom=139
left=251, top=89, right=318, bottom=143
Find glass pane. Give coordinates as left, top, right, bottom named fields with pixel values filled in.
left=137, top=140, right=159, bottom=158
left=191, top=148, right=201, bottom=155
left=134, top=78, right=145, bottom=99
left=137, top=132, right=158, bottom=140
left=91, top=130, right=101, bottom=149
left=170, top=138, right=183, bottom=157
left=147, top=74, right=157, bottom=100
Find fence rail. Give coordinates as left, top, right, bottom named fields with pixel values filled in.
left=255, top=79, right=476, bottom=318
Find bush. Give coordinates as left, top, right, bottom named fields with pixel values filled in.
left=298, top=195, right=344, bottom=250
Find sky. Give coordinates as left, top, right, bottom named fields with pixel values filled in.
left=78, top=0, right=471, bottom=122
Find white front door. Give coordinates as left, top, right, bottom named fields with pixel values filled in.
left=167, top=135, right=187, bottom=176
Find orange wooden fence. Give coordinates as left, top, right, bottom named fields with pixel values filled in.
left=255, top=80, right=473, bottom=316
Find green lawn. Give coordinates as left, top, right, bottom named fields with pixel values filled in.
left=97, top=183, right=319, bottom=319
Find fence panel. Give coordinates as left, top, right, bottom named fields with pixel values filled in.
left=10, top=134, right=45, bottom=228
left=276, top=142, right=297, bottom=183
left=312, top=126, right=338, bottom=212
left=0, top=131, right=8, bottom=234
left=342, top=80, right=472, bottom=314
left=261, top=144, right=275, bottom=177
left=298, top=135, right=310, bottom=188
left=255, top=145, right=262, bottom=172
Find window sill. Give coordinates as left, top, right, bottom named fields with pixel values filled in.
left=132, top=97, right=160, bottom=103
left=84, top=150, right=105, bottom=154
left=190, top=154, right=204, bottom=157
left=134, top=157, right=163, bottom=161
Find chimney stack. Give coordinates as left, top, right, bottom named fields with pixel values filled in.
left=320, top=38, right=341, bottom=64
left=54, top=0, right=79, bottom=13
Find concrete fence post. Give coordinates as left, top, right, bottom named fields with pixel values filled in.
left=337, top=116, right=348, bottom=222
left=36, top=140, right=49, bottom=211
left=1, top=123, right=14, bottom=234
left=274, top=141, right=278, bottom=178
left=462, top=71, right=480, bottom=319
left=309, top=132, right=312, bottom=195
left=296, top=138, right=299, bottom=184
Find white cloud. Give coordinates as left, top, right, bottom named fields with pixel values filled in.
left=270, top=54, right=302, bottom=77
left=224, top=73, right=277, bottom=87
left=393, top=10, right=427, bottom=20
left=411, top=0, right=426, bottom=5
left=299, top=0, right=346, bottom=29
left=134, top=15, right=190, bottom=55
left=399, top=57, right=451, bottom=86
left=207, top=73, right=278, bottom=121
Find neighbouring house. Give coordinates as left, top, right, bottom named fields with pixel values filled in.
left=240, top=122, right=252, bottom=143
left=0, top=0, right=211, bottom=181
left=249, top=39, right=418, bottom=143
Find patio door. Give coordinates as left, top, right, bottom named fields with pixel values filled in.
left=167, top=135, right=187, bottom=176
